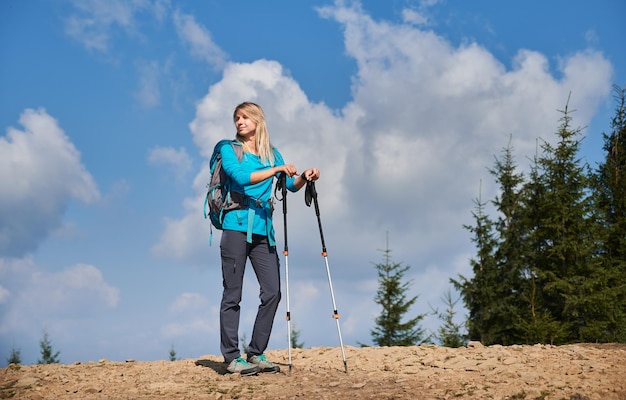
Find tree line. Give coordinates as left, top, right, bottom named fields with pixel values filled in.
left=366, top=85, right=625, bottom=348
left=453, top=86, right=626, bottom=345
left=6, top=330, right=61, bottom=365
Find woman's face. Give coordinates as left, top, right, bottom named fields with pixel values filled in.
left=234, top=110, right=257, bottom=137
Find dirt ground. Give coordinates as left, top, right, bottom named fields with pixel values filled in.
left=2, top=342, right=625, bottom=399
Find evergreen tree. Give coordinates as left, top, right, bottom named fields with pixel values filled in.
left=37, top=330, right=60, bottom=364
left=488, top=141, right=531, bottom=344
left=431, top=289, right=466, bottom=348
left=169, top=344, right=177, bottom=361
left=7, top=345, right=21, bottom=365
left=513, top=148, right=565, bottom=344
left=522, top=98, right=598, bottom=343
left=455, top=144, right=532, bottom=345
left=452, top=185, right=499, bottom=343
left=590, top=84, right=626, bottom=342
left=240, top=333, right=249, bottom=354
left=595, top=85, right=626, bottom=261
left=290, top=325, right=305, bottom=349
left=370, top=237, right=426, bottom=346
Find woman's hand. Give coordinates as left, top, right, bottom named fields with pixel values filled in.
left=292, top=167, right=320, bottom=190
left=301, top=168, right=320, bottom=181
left=276, top=164, right=299, bottom=177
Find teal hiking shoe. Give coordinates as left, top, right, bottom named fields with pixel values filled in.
left=247, top=354, right=280, bottom=373
left=227, top=357, right=259, bottom=376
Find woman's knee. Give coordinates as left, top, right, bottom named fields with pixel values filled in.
left=261, top=287, right=281, bottom=305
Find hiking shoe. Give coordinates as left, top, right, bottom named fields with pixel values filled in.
left=227, top=357, right=259, bottom=376
left=247, top=354, right=280, bottom=373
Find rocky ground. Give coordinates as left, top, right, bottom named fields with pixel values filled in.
left=1, top=342, right=625, bottom=399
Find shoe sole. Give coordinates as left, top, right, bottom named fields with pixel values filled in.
left=259, top=366, right=280, bottom=373
left=229, top=367, right=258, bottom=376
left=248, top=362, right=280, bottom=374
left=240, top=367, right=259, bottom=376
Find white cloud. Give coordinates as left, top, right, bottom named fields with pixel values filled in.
left=168, top=292, right=208, bottom=313
left=151, top=204, right=212, bottom=261
left=154, top=1, right=613, bottom=346
left=0, top=108, right=100, bottom=257
left=0, top=257, right=119, bottom=336
left=172, top=10, right=228, bottom=70
left=402, top=0, right=441, bottom=27
left=0, top=285, right=9, bottom=304
left=64, top=0, right=144, bottom=52
left=162, top=318, right=215, bottom=337
left=135, top=59, right=162, bottom=108
left=147, top=146, right=193, bottom=179
left=162, top=292, right=217, bottom=338
left=63, top=0, right=170, bottom=53
left=584, top=29, right=600, bottom=47
left=319, top=1, right=611, bottom=247
left=103, top=179, right=132, bottom=203
left=402, top=9, right=429, bottom=26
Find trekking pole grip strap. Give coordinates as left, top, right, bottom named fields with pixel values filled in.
left=304, top=180, right=317, bottom=207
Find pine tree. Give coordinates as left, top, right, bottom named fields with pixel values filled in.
left=7, top=345, right=21, bottom=365
left=290, top=325, right=305, bottom=349
left=169, top=344, right=177, bottom=361
left=240, top=333, right=249, bottom=354
left=370, top=236, right=426, bottom=346
left=37, top=330, right=60, bottom=364
left=522, top=97, right=598, bottom=343
left=595, top=85, right=626, bottom=261
left=512, top=148, right=564, bottom=344
left=431, top=289, right=466, bottom=348
left=590, top=84, right=626, bottom=342
left=488, top=140, right=531, bottom=344
left=452, top=185, right=499, bottom=344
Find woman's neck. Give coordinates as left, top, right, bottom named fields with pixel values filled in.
left=243, top=137, right=258, bottom=155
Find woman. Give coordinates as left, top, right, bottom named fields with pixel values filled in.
left=218, top=102, right=320, bottom=375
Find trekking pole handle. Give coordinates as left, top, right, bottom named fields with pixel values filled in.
left=281, top=173, right=288, bottom=252
left=281, top=172, right=287, bottom=214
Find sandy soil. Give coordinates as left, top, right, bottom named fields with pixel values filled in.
left=2, top=342, right=625, bottom=399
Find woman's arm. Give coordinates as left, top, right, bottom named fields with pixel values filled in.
left=242, top=147, right=321, bottom=189
left=250, top=165, right=320, bottom=192
left=249, top=164, right=298, bottom=184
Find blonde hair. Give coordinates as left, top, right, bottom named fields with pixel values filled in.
left=233, top=102, right=275, bottom=166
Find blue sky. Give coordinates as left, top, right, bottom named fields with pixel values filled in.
left=1, top=0, right=624, bottom=365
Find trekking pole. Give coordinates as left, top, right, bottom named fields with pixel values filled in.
left=276, top=173, right=293, bottom=374
left=305, top=180, right=348, bottom=373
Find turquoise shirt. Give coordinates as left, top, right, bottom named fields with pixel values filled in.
left=219, top=141, right=299, bottom=244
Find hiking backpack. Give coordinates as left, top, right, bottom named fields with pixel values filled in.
left=204, top=140, right=244, bottom=234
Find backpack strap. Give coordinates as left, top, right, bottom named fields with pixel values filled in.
left=242, top=197, right=275, bottom=246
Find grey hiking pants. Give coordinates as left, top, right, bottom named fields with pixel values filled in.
left=219, top=230, right=281, bottom=363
